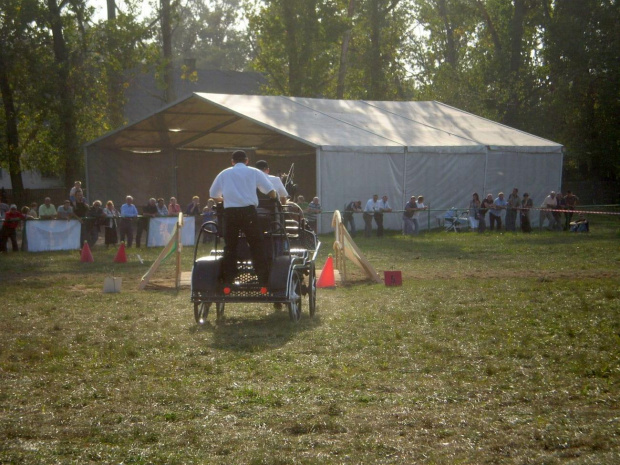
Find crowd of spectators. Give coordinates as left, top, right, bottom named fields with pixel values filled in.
left=0, top=182, right=223, bottom=252
left=0, top=181, right=586, bottom=253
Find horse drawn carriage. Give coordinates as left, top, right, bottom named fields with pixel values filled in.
left=190, top=200, right=320, bottom=324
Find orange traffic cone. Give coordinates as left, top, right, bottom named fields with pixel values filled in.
left=81, top=241, right=94, bottom=263
left=317, top=254, right=336, bottom=288
left=114, top=242, right=127, bottom=263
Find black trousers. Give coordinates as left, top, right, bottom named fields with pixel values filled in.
left=222, top=206, right=269, bottom=286
left=136, top=217, right=149, bottom=247
left=375, top=213, right=384, bottom=237
left=1, top=227, right=18, bottom=252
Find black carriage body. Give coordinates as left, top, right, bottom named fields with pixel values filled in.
left=190, top=201, right=319, bottom=323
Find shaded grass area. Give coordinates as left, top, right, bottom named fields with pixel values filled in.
left=1, top=225, right=619, bottom=463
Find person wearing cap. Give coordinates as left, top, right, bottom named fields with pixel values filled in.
left=1, top=204, right=25, bottom=252
left=210, top=150, right=276, bottom=291
left=539, top=191, right=558, bottom=230
left=255, top=160, right=288, bottom=204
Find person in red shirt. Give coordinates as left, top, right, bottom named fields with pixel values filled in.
left=1, top=204, right=25, bottom=252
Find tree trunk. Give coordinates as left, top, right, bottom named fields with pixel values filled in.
left=337, top=0, right=356, bottom=99
left=47, top=0, right=80, bottom=190
left=0, top=46, right=25, bottom=204
left=504, top=0, right=526, bottom=126
left=161, top=0, right=176, bottom=103
left=437, top=0, right=457, bottom=68
left=107, top=0, right=116, bottom=20
left=368, top=0, right=383, bottom=99
left=282, top=1, right=301, bottom=95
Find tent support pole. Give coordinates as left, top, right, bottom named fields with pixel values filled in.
left=316, top=148, right=321, bottom=233
left=403, top=147, right=407, bottom=234
left=483, top=146, right=489, bottom=195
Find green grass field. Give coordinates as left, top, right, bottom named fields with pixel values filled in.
left=1, top=221, right=619, bottom=464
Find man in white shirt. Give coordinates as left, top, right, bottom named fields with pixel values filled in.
left=539, top=191, right=558, bottom=230
left=363, top=194, right=380, bottom=237
left=375, top=195, right=392, bottom=237
left=255, top=160, right=288, bottom=204
left=210, top=150, right=276, bottom=292
left=412, top=195, right=427, bottom=234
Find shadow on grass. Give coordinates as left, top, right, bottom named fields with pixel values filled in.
left=190, top=307, right=321, bottom=352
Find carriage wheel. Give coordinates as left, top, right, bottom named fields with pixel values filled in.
left=308, top=263, right=317, bottom=317
left=288, top=272, right=302, bottom=322
left=216, top=302, right=226, bottom=321
left=194, top=302, right=210, bottom=325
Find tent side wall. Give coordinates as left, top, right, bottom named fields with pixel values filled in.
left=317, top=148, right=406, bottom=233
left=316, top=147, right=564, bottom=233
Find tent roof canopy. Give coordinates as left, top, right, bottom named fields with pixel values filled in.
left=86, top=93, right=563, bottom=155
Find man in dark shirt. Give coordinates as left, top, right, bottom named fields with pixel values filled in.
left=137, top=198, right=158, bottom=247
left=73, top=190, right=89, bottom=245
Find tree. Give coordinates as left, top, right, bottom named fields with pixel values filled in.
left=0, top=0, right=55, bottom=203
left=542, top=0, right=620, bottom=182
left=247, top=0, right=349, bottom=96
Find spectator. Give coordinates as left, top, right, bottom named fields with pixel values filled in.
left=1, top=204, right=24, bottom=253
left=489, top=192, right=507, bottom=231
left=468, top=193, right=481, bottom=230
left=343, top=200, right=362, bottom=237
left=73, top=190, right=89, bottom=245
left=555, top=192, right=565, bottom=231
left=87, top=200, right=105, bottom=246
left=156, top=198, right=169, bottom=217
left=186, top=196, right=201, bottom=216
left=137, top=198, right=157, bottom=248
left=120, top=195, right=138, bottom=247
left=363, top=194, right=380, bottom=237
left=505, top=188, right=520, bottom=232
left=56, top=200, right=77, bottom=220
left=201, top=199, right=217, bottom=243
left=478, top=194, right=493, bottom=233
left=69, top=181, right=82, bottom=203
left=539, top=191, right=558, bottom=231
left=103, top=200, right=119, bottom=248
left=306, top=197, right=322, bottom=233
left=520, top=193, right=533, bottom=233
left=564, top=190, right=579, bottom=231
left=411, top=195, right=426, bottom=234
left=28, top=202, right=39, bottom=219
left=38, top=197, right=57, bottom=220
left=168, top=197, right=181, bottom=216
left=72, top=190, right=89, bottom=218
left=374, top=195, right=392, bottom=237
left=296, top=195, right=308, bottom=211
left=403, top=196, right=417, bottom=235
left=23, top=206, right=37, bottom=220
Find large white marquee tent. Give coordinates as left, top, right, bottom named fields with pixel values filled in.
left=85, top=93, right=564, bottom=232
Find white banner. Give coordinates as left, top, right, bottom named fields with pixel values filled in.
left=26, top=220, right=81, bottom=252
left=147, top=216, right=195, bottom=247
